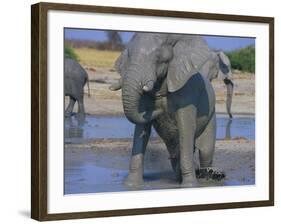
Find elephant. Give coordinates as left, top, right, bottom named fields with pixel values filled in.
left=179, top=37, right=234, bottom=118
left=111, top=33, right=224, bottom=187
left=110, top=35, right=234, bottom=118
left=64, top=58, right=90, bottom=120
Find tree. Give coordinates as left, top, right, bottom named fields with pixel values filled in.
left=105, top=31, right=123, bottom=50
left=64, top=45, right=79, bottom=61
left=226, top=45, right=255, bottom=73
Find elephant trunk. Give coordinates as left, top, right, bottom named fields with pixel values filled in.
left=122, top=71, right=161, bottom=124
left=224, top=78, right=234, bottom=118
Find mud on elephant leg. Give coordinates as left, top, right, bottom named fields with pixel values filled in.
left=195, top=114, right=225, bottom=181
left=124, top=123, right=152, bottom=187
left=152, top=113, right=181, bottom=181
left=157, top=132, right=182, bottom=182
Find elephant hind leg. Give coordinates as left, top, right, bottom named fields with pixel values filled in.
left=152, top=114, right=181, bottom=179
left=77, top=96, right=85, bottom=115
left=65, top=96, right=76, bottom=117
left=161, top=139, right=181, bottom=181
left=76, top=96, right=86, bottom=125
left=195, top=114, right=225, bottom=180
left=195, top=113, right=216, bottom=168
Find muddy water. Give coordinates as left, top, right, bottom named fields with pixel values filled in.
left=65, top=115, right=255, bottom=143
left=64, top=114, right=255, bottom=195
left=64, top=140, right=255, bottom=194
left=64, top=146, right=180, bottom=194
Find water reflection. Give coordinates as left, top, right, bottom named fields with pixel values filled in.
left=65, top=115, right=255, bottom=141
left=225, top=118, right=232, bottom=140
left=64, top=117, right=84, bottom=139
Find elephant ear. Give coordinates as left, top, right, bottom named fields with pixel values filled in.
left=167, top=38, right=209, bottom=92
left=115, top=48, right=129, bottom=75
left=167, top=54, right=198, bottom=92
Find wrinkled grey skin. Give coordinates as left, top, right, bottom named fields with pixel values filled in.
left=111, top=33, right=222, bottom=187
left=64, top=58, right=90, bottom=121
left=111, top=35, right=234, bottom=118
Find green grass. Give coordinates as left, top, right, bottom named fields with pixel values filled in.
left=64, top=45, right=79, bottom=61
left=226, top=45, right=255, bottom=73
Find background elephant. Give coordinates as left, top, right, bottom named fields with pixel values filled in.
left=111, top=35, right=234, bottom=118
left=113, top=33, right=222, bottom=187
left=174, top=36, right=234, bottom=118
left=64, top=58, right=90, bottom=119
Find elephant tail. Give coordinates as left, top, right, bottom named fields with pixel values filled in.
left=86, top=74, right=91, bottom=98
left=87, top=77, right=91, bottom=98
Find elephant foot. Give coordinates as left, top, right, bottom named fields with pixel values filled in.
left=181, top=173, right=198, bottom=188
left=196, top=167, right=225, bottom=181
left=123, top=172, right=144, bottom=187
left=65, top=111, right=72, bottom=117
left=169, top=153, right=182, bottom=181
left=171, top=162, right=182, bottom=182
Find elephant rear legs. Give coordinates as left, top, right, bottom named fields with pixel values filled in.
left=195, top=113, right=216, bottom=168
left=65, top=96, right=76, bottom=117
left=195, top=113, right=225, bottom=180
left=65, top=95, right=86, bottom=123
left=176, top=109, right=224, bottom=186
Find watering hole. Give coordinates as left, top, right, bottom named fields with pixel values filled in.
left=65, top=115, right=255, bottom=143
left=64, top=114, right=255, bottom=194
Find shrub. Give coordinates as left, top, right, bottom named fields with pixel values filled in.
left=64, top=45, right=79, bottom=61
left=226, top=45, right=255, bottom=73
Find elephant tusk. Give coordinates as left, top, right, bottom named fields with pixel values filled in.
left=109, top=84, right=121, bottom=91
left=142, top=85, right=151, bottom=92
left=109, top=78, right=122, bottom=91
left=142, top=80, right=154, bottom=92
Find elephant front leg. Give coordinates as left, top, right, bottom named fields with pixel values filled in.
left=175, top=106, right=198, bottom=187
left=124, top=123, right=151, bottom=187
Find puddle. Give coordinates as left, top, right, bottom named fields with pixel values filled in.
left=65, top=115, right=255, bottom=143
left=64, top=114, right=255, bottom=195
left=64, top=142, right=255, bottom=194
left=64, top=149, right=180, bottom=194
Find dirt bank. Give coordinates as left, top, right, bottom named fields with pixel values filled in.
left=65, top=67, right=255, bottom=116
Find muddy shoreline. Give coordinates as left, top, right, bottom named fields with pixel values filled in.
left=64, top=138, right=255, bottom=194
left=65, top=68, right=255, bottom=116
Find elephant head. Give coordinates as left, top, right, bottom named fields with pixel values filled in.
left=198, top=50, right=234, bottom=118
left=117, top=33, right=179, bottom=124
